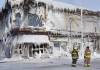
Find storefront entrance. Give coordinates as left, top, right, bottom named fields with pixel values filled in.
left=13, top=43, right=49, bottom=58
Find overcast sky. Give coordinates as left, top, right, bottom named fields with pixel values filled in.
left=0, top=0, right=100, bottom=11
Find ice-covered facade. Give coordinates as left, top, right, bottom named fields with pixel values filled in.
left=0, top=0, right=100, bottom=58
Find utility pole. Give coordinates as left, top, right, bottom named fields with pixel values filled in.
left=81, top=6, right=84, bottom=58
left=69, top=17, right=72, bottom=48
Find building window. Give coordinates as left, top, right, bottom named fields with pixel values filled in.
left=19, top=45, right=21, bottom=49
left=15, top=13, right=21, bottom=27
left=20, top=50, right=22, bottom=54
left=54, top=42, right=60, bottom=47
left=14, top=50, right=18, bottom=54
left=28, top=13, right=43, bottom=27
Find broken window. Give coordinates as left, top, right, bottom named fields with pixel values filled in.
left=19, top=45, right=21, bottom=49
left=54, top=42, right=60, bottom=47
left=28, top=13, right=43, bottom=27
left=15, top=13, right=21, bottom=27
left=20, top=50, right=22, bottom=54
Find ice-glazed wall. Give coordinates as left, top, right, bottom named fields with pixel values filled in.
left=11, top=9, right=23, bottom=28
left=46, top=11, right=100, bottom=33
left=8, top=0, right=24, bottom=7
left=0, top=0, right=100, bottom=59
left=8, top=0, right=47, bottom=29
left=7, top=0, right=100, bottom=33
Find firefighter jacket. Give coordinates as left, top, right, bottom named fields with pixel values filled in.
left=71, top=49, right=79, bottom=59
left=84, top=49, right=91, bottom=59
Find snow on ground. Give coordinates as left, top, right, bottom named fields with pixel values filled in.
left=0, top=57, right=100, bottom=70
left=93, top=52, right=100, bottom=59
left=0, top=46, right=100, bottom=70
left=0, top=46, right=99, bottom=68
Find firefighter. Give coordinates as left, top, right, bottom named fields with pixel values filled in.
left=84, top=46, right=91, bottom=67
left=71, top=47, right=79, bottom=67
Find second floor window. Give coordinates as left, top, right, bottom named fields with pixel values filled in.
left=15, top=13, right=21, bottom=27
left=28, top=13, right=43, bottom=27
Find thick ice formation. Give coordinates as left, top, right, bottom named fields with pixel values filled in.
left=13, top=35, right=50, bottom=45
left=8, top=0, right=24, bottom=6
left=0, top=0, right=99, bottom=61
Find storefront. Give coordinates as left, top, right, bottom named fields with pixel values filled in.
left=12, top=35, right=50, bottom=58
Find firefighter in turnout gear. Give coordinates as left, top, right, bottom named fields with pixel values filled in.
left=71, top=47, right=79, bottom=67
left=84, top=46, right=91, bottom=67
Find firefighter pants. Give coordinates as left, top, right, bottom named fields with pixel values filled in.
left=72, top=59, right=77, bottom=65
left=84, top=58, right=90, bottom=65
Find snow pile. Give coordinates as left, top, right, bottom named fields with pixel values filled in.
left=50, top=47, right=71, bottom=58
left=34, top=52, right=42, bottom=58
left=51, top=47, right=61, bottom=58
left=40, top=53, right=50, bottom=59
left=0, top=56, right=23, bottom=62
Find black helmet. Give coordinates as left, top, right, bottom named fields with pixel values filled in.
left=86, top=46, right=89, bottom=49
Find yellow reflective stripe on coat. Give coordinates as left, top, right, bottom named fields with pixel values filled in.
left=85, top=52, right=91, bottom=56
left=72, top=53, right=77, bottom=54
left=72, top=57, right=78, bottom=59
left=86, top=56, right=91, bottom=58
left=87, top=52, right=91, bottom=54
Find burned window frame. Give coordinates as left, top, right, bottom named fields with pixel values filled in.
left=15, top=13, right=21, bottom=27
left=28, top=13, right=43, bottom=27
